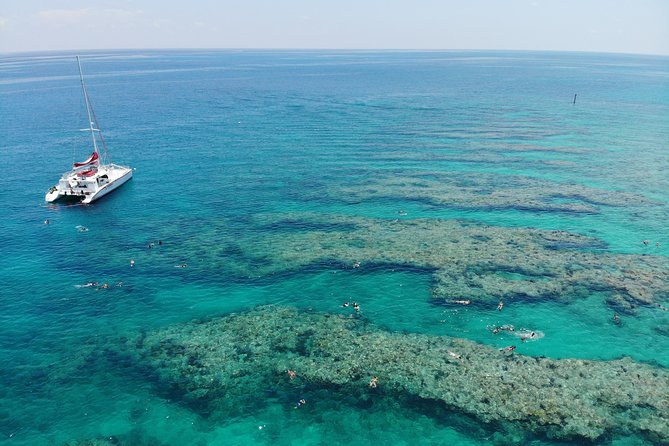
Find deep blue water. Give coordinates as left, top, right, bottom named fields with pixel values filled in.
left=1, top=50, right=668, bottom=445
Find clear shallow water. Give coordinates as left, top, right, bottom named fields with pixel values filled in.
left=1, top=50, right=668, bottom=445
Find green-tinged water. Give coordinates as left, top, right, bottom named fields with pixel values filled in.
left=0, top=50, right=668, bottom=445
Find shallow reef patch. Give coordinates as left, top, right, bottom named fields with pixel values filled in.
left=117, top=306, right=669, bottom=443
left=245, top=213, right=669, bottom=313
left=326, top=170, right=658, bottom=214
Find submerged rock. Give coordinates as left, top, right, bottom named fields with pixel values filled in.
left=122, top=306, right=669, bottom=443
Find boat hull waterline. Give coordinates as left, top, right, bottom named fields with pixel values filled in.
left=45, top=164, right=133, bottom=204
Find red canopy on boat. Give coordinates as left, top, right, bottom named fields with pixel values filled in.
left=73, top=151, right=98, bottom=168
left=79, top=169, right=98, bottom=177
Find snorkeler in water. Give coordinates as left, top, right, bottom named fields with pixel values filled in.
left=520, top=332, right=537, bottom=342
left=76, top=281, right=98, bottom=288
left=499, top=345, right=516, bottom=352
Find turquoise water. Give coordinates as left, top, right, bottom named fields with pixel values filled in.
left=1, top=50, right=668, bottom=445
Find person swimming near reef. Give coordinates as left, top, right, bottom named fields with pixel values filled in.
left=287, top=370, right=297, bottom=380
left=497, top=301, right=504, bottom=311
left=295, top=399, right=307, bottom=408
left=488, top=324, right=514, bottom=335
left=353, top=302, right=360, bottom=312
left=98, top=283, right=109, bottom=290
left=369, top=376, right=379, bottom=388
left=76, top=281, right=98, bottom=288
left=130, top=259, right=135, bottom=267
left=76, top=225, right=89, bottom=232
left=452, top=300, right=471, bottom=305
left=643, top=240, right=649, bottom=246
left=353, top=261, right=361, bottom=268
left=499, top=345, right=516, bottom=352
left=175, top=263, right=188, bottom=268
left=613, top=313, right=621, bottom=325
left=520, top=332, right=537, bottom=342
left=448, top=351, right=462, bottom=360
left=342, top=302, right=350, bottom=308
left=44, top=219, right=50, bottom=225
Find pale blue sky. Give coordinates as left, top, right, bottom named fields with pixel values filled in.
left=1, top=0, right=667, bottom=55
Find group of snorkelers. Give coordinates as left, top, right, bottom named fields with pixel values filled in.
left=342, top=301, right=361, bottom=313
left=488, top=323, right=539, bottom=342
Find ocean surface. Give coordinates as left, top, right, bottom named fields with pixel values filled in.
left=0, top=50, right=668, bottom=445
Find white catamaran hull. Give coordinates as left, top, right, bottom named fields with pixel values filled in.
left=82, top=168, right=132, bottom=203
left=45, top=164, right=133, bottom=204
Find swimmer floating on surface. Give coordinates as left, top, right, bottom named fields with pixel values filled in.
left=499, top=345, right=516, bottom=352
left=75, top=281, right=98, bottom=288
left=520, top=331, right=537, bottom=342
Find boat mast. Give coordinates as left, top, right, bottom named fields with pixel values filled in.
left=76, top=56, right=99, bottom=160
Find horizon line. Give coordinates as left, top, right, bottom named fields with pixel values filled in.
left=2, top=47, right=668, bottom=58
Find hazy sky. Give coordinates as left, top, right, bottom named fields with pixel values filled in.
left=1, top=0, right=667, bottom=55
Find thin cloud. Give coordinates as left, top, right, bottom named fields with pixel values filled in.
left=0, top=16, right=9, bottom=29
left=35, top=8, right=143, bottom=26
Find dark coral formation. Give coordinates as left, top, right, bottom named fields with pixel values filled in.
left=327, top=170, right=657, bottom=214
left=122, top=306, right=669, bottom=443
left=245, top=214, right=669, bottom=310
left=125, top=212, right=669, bottom=313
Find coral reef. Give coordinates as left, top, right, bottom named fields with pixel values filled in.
left=122, top=212, right=669, bottom=313
left=245, top=213, right=669, bottom=310
left=326, top=170, right=657, bottom=214
left=121, top=306, right=669, bottom=443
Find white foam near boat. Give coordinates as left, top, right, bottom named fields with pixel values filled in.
left=45, top=56, right=132, bottom=205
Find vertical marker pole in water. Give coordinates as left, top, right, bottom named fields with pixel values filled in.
left=573, top=93, right=577, bottom=104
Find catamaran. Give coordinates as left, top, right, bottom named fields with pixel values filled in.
left=45, top=56, right=132, bottom=204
